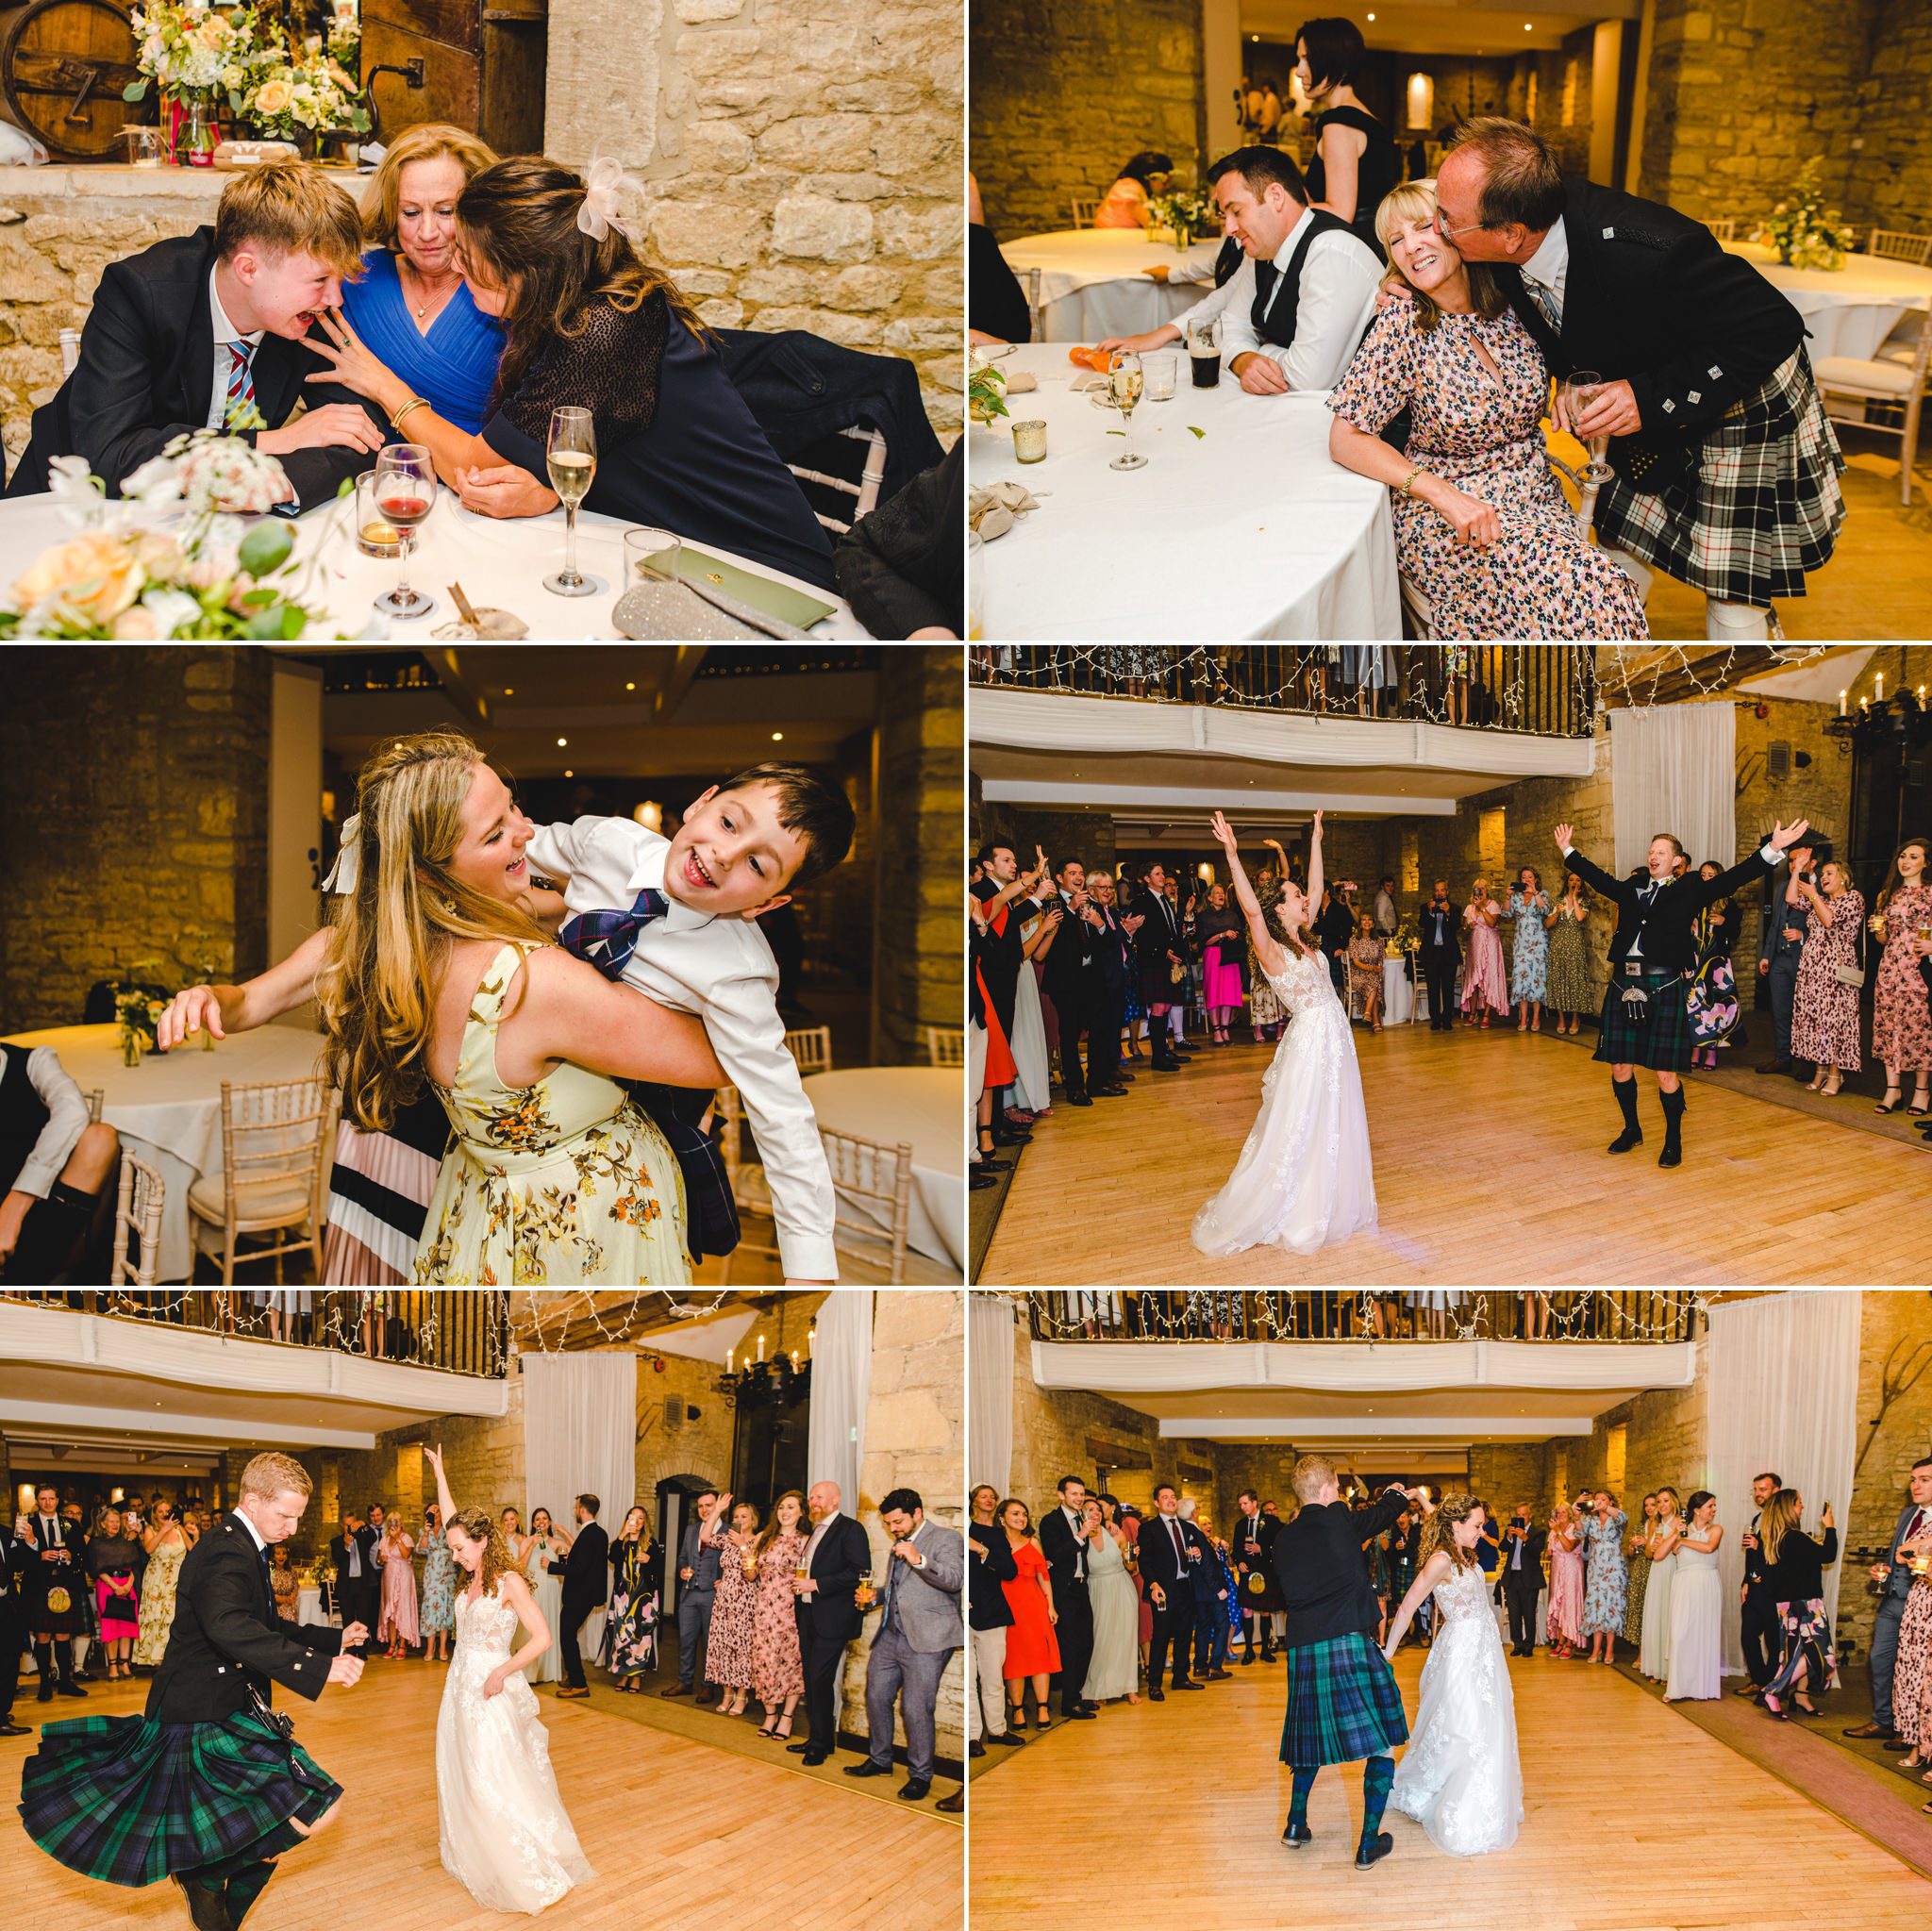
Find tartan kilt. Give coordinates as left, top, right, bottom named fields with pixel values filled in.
left=20, top=1711, right=341, bottom=1887
left=1278, top=1633, right=1408, bottom=1766
left=1592, top=347, right=1845, bottom=608
left=1592, top=972, right=1693, bottom=1073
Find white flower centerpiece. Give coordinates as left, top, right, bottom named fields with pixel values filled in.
left=1754, top=158, right=1857, bottom=271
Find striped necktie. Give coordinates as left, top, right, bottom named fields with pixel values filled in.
left=1524, top=276, right=1561, bottom=330
left=224, top=340, right=257, bottom=428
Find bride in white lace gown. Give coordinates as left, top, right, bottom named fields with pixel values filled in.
left=428, top=1446, right=594, bottom=1914
left=1382, top=1494, right=1524, bottom=1857
left=1191, top=809, right=1377, bottom=1257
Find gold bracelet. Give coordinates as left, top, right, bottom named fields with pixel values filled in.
left=1399, top=464, right=1426, bottom=498
left=392, top=396, right=430, bottom=433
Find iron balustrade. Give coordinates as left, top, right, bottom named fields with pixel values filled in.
left=970, top=645, right=1598, bottom=740
left=3, top=1290, right=511, bottom=1378
left=1026, top=1290, right=1703, bottom=1344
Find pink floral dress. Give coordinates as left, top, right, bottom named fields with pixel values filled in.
left=753, top=1529, right=808, bottom=1706
left=1328, top=304, right=1650, bottom=640
left=1461, top=901, right=1508, bottom=1014
left=1872, top=883, right=1932, bottom=1074
left=1790, top=888, right=1865, bottom=1071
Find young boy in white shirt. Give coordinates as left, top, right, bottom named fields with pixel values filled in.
left=525, top=762, right=854, bottom=1286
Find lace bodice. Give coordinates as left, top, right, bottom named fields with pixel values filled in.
left=1430, top=1558, right=1493, bottom=1623
left=456, top=1585, right=521, bottom=1664
left=1264, top=946, right=1340, bottom=1017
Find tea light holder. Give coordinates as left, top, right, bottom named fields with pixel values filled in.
left=1012, top=418, right=1047, bottom=463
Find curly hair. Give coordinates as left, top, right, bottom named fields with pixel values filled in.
left=448, top=1505, right=518, bottom=1599
left=1417, top=1490, right=1485, bottom=1573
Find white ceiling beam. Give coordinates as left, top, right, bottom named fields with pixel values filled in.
left=981, top=780, right=1457, bottom=817
left=0, top=1398, right=379, bottom=1451
left=1156, top=1414, right=1600, bottom=1440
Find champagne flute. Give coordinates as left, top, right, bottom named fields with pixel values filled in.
left=1561, top=368, right=1614, bottom=486
left=544, top=406, right=598, bottom=597
left=1108, top=349, right=1147, bottom=472
left=372, top=443, right=436, bottom=619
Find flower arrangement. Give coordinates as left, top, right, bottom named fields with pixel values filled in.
left=324, top=0, right=360, bottom=70
left=1754, top=158, right=1857, bottom=272
left=115, top=988, right=166, bottom=1058
left=968, top=358, right=1009, bottom=424
left=234, top=48, right=369, bottom=143
left=1148, top=188, right=1215, bottom=244
left=123, top=2, right=260, bottom=100
left=0, top=436, right=334, bottom=641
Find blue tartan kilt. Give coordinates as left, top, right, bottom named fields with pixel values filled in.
left=1279, top=1633, right=1408, bottom=1766
left=20, top=1711, right=341, bottom=1887
left=1591, top=972, right=1693, bottom=1073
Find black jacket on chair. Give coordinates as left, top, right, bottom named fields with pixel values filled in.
left=1496, top=178, right=1807, bottom=491
left=6, top=226, right=389, bottom=509
left=561, top=1521, right=609, bottom=1607
left=834, top=439, right=962, bottom=639
left=146, top=1513, right=345, bottom=1724
left=1561, top=842, right=1781, bottom=975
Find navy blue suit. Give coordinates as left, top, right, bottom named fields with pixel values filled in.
left=1758, top=883, right=1811, bottom=1061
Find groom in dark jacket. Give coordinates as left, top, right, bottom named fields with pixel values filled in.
left=555, top=1494, right=608, bottom=1697
left=21, top=1453, right=365, bottom=1931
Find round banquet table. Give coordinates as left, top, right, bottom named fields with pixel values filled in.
left=1381, top=957, right=1415, bottom=1025
left=971, top=344, right=1400, bottom=640
left=1, top=1021, right=330, bottom=1285
left=296, top=1587, right=330, bottom=1628
left=999, top=228, right=1224, bottom=341
left=0, top=494, right=860, bottom=641
left=803, top=1066, right=962, bottom=1274
left=1724, top=239, right=1932, bottom=361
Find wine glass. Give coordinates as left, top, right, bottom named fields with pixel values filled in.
left=544, top=406, right=598, bottom=597
left=1108, top=350, right=1147, bottom=471
left=1561, top=368, right=1614, bottom=486
left=372, top=443, right=436, bottom=619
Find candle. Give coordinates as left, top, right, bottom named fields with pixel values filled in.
left=791, top=1350, right=799, bottom=1371
left=1862, top=696, right=1870, bottom=714
left=1876, top=670, right=1884, bottom=701
left=1012, top=418, right=1047, bottom=463
left=1840, top=689, right=1847, bottom=716
left=807, top=1324, right=815, bottom=1358
left=757, top=1333, right=765, bottom=1362
left=726, top=1346, right=734, bottom=1373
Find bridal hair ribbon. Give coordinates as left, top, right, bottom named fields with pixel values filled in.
left=322, top=812, right=362, bottom=894
left=576, top=157, right=645, bottom=244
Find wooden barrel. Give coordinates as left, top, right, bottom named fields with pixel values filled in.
left=1, top=0, right=142, bottom=159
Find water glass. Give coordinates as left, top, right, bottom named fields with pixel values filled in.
left=1144, top=350, right=1177, bottom=402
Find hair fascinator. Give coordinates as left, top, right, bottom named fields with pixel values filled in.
left=576, top=156, right=646, bottom=243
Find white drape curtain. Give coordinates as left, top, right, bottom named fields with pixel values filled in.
left=806, top=1290, right=872, bottom=1507
left=522, top=1352, right=637, bottom=1663
left=970, top=1293, right=1016, bottom=1499
left=1608, top=703, right=1738, bottom=875
left=1707, top=1290, right=1859, bottom=1676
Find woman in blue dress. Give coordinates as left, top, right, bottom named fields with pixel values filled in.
left=1506, top=866, right=1550, bottom=1030
left=418, top=1502, right=457, bottom=1662
left=1578, top=1490, right=1630, bottom=1665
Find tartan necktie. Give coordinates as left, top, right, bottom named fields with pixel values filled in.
left=1524, top=276, right=1561, bottom=330
left=225, top=340, right=257, bottom=428
left=558, top=886, right=670, bottom=981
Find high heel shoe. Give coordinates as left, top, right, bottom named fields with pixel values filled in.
left=1910, top=1090, right=1931, bottom=1117
left=1876, top=1086, right=1905, bottom=1113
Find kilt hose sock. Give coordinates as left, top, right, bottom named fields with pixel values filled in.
left=1660, top=1085, right=1686, bottom=1164
left=222, top=1857, right=279, bottom=1927
left=1361, top=1752, right=1396, bottom=1851
left=1610, top=1074, right=1642, bottom=1152
left=1287, top=1763, right=1318, bottom=1829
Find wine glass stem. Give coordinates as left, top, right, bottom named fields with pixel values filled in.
left=565, top=504, right=578, bottom=584
left=395, top=555, right=409, bottom=608
left=1123, top=409, right=1135, bottom=460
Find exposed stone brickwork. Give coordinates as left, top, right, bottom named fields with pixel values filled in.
left=1842, top=1288, right=1932, bottom=1661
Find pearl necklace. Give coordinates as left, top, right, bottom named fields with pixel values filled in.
left=403, top=261, right=456, bottom=323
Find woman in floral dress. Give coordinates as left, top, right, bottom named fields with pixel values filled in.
left=1506, top=868, right=1550, bottom=1029
left=1248, top=867, right=1284, bottom=1044
left=1347, top=914, right=1386, bottom=1030
left=1871, top=838, right=1932, bottom=1116
left=313, top=731, right=722, bottom=1288
left=1544, top=875, right=1593, bottom=1034
left=1686, top=870, right=1743, bottom=1070
left=604, top=1507, right=660, bottom=1691
left=1579, top=1490, right=1630, bottom=1665
left=1327, top=180, right=1649, bottom=640
left=704, top=1501, right=760, bottom=1717
left=1789, top=859, right=1866, bottom=1095
left=378, top=1516, right=418, bottom=1656
left=1624, top=1493, right=1658, bottom=1648
left=1460, top=881, right=1507, bottom=1024
left=132, top=1503, right=190, bottom=1669
left=420, top=1504, right=457, bottom=1662
left=752, top=1490, right=808, bottom=1739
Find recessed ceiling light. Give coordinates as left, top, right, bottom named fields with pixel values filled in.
left=563, top=769, right=574, bottom=778
left=625, top=681, right=636, bottom=691
left=504, top=687, right=514, bottom=696
left=556, top=737, right=567, bottom=747
left=772, top=731, right=784, bottom=741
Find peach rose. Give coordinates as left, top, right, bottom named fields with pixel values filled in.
left=254, top=76, right=293, bottom=116
left=12, top=532, right=144, bottom=625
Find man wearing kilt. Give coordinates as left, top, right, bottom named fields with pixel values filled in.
left=1437, top=120, right=1845, bottom=641
left=20, top=1453, right=368, bottom=1931
left=1555, top=816, right=1811, bottom=1166
left=1269, top=1457, right=1421, bottom=1871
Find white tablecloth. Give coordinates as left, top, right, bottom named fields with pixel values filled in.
left=803, top=1066, right=962, bottom=1273
left=296, top=1587, right=330, bottom=1627
left=1000, top=228, right=1224, bottom=341
left=1725, top=240, right=1932, bottom=361
left=1382, top=957, right=1414, bottom=1025
left=0, top=496, right=860, bottom=641
left=2, top=1022, right=330, bottom=1284
left=972, top=345, right=1400, bottom=640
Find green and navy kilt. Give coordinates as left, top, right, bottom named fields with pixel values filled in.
left=1278, top=1634, right=1408, bottom=1767
left=1592, top=347, right=1845, bottom=608
left=19, top=1711, right=341, bottom=1887
left=1592, top=970, right=1693, bottom=1073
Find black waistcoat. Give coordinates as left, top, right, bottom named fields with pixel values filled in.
left=0, top=1048, right=49, bottom=1199
left=1250, top=208, right=1356, bottom=349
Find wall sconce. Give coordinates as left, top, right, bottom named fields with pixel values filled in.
left=632, top=800, right=663, bottom=832
left=1197, top=860, right=1214, bottom=885
left=1407, top=72, right=1435, bottom=132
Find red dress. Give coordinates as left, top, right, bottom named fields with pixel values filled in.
left=1000, top=1538, right=1061, bottom=1678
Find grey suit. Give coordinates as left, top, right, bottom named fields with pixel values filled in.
left=863, top=1522, right=965, bottom=1783
left=1758, top=888, right=1810, bottom=1061
left=675, top=1516, right=724, bottom=1690
left=1869, top=1499, right=1927, bottom=1730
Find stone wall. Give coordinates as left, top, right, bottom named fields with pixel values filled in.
left=0, top=646, right=271, bottom=1032
left=1842, top=1288, right=1932, bottom=1660
left=544, top=0, right=961, bottom=433
left=971, top=0, right=1206, bottom=240
left=872, top=647, right=966, bottom=1064
left=1857, top=0, right=1932, bottom=236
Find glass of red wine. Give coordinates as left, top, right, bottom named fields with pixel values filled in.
left=373, top=443, right=437, bottom=619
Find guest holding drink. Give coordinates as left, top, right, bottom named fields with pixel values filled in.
left=83, top=1507, right=139, bottom=1683
left=752, top=1491, right=808, bottom=1738
left=1507, top=869, right=1550, bottom=1031
left=1197, top=884, right=1247, bottom=1044
left=705, top=1501, right=761, bottom=1719
left=1546, top=1503, right=1584, bottom=1659
left=1657, top=1491, right=1724, bottom=1702
left=1081, top=1498, right=1140, bottom=1704
left=1870, top=838, right=1932, bottom=1117
left=1890, top=1519, right=1932, bottom=1785
left=1790, top=859, right=1865, bottom=1096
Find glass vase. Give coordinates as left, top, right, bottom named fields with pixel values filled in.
left=121, top=1026, right=142, bottom=1068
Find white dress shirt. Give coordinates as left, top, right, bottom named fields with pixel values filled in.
left=1173, top=272, right=1242, bottom=340
left=1519, top=218, right=1572, bottom=324
left=206, top=266, right=265, bottom=432
left=1218, top=210, right=1384, bottom=391
left=804, top=1507, right=843, bottom=1569
left=525, top=814, right=839, bottom=1280
left=0, top=1044, right=90, bottom=1201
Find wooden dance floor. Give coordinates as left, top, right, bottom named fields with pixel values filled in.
left=7, top=1660, right=958, bottom=1929
left=968, top=1647, right=1932, bottom=1931
left=979, top=1027, right=1932, bottom=1285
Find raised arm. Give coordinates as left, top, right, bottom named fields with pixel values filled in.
left=157, top=924, right=334, bottom=1052
left=427, top=1442, right=458, bottom=1526
left=516, top=946, right=725, bottom=1089
left=1383, top=1549, right=1451, bottom=1657
left=1210, top=810, right=1286, bottom=979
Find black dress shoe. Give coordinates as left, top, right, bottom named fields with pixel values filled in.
left=1065, top=1093, right=1093, bottom=1107
left=1091, top=1086, right=1127, bottom=1099
left=898, top=1778, right=931, bottom=1801
left=936, top=1790, right=964, bottom=1814
left=969, top=1740, right=986, bottom=1757
left=971, top=1170, right=998, bottom=1190
left=1064, top=1706, right=1096, bottom=1719
left=1240, top=1653, right=1255, bottom=1666
left=0, top=1723, right=29, bottom=1737
left=844, top=1759, right=893, bottom=1778
left=36, top=1684, right=51, bottom=1704
left=1147, top=1688, right=1165, bottom=1702
left=1171, top=1678, right=1203, bottom=1690
left=989, top=1729, right=1026, bottom=1745
left=786, top=1740, right=816, bottom=1753
left=1607, top=1127, right=1643, bottom=1153
left=1282, top=1820, right=1314, bottom=1847
left=1356, top=1831, right=1394, bottom=1871
left=54, top=1682, right=85, bottom=1698
left=1150, top=1060, right=1179, bottom=1074
left=800, top=1748, right=830, bottom=1764
left=173, top=1875, right=236, bottom=1931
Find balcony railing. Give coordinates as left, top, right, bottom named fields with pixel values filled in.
left=971, top=645, right=1598, bottom=740
left=1027, top=1290, right=1703, bottom=1344
left=3, top=1290, right=511, bottom=1378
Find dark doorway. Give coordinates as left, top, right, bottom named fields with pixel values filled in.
left=729, top=1362, right=813, bottom=1520
left=656, top=1473, right=715, bottom=1621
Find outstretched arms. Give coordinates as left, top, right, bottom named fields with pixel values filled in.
left=157, top=925, right=334, bottom=1051
left=1210, top=810, right=1286, bottom=980
left=427, top=1442, right=458, bottom=1526
left=1307, top=811, right=1325, bottom=916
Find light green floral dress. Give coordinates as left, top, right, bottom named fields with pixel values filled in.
left=413, top=942, right=691, bottom=1286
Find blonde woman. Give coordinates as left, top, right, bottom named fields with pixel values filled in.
left=1383, top=1491, right=1523, bottom=1856
left=1789, top=859, right=1866, bottom=1095
left=1461, top=880, right=1507, bottom=1024
left=1347, top=911, right=1385, bottom=1031
left=1757, top=1489, right=1839, bottom=1719
left=1544, top=874, right=1594, bottom=1033
left=1640, top=1488, right=1682, bottom=1681
left=1326, top=178, right=1647, bottom=640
